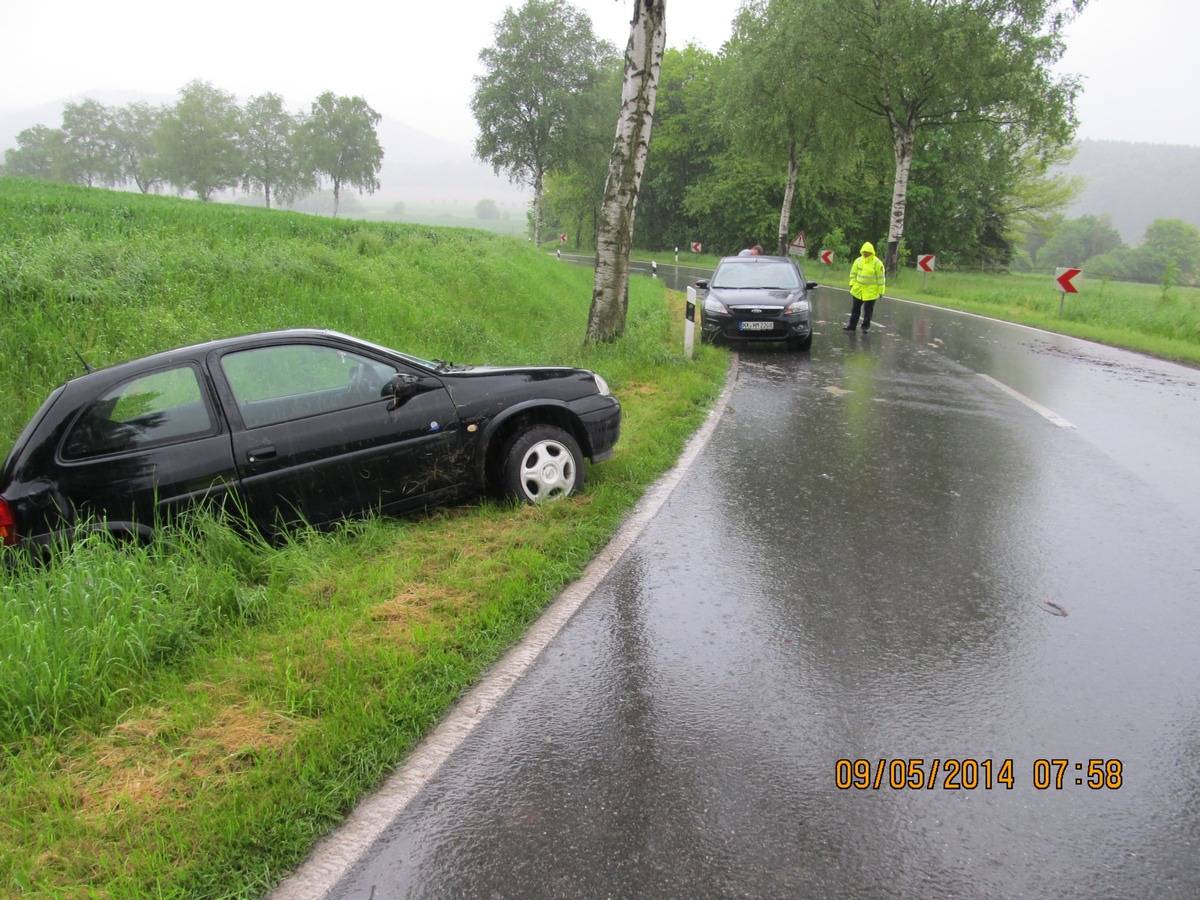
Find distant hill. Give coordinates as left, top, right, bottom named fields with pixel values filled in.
left=0, top=93, right=530, bottom=211
left=1060, top=139, right=1200, bottom=244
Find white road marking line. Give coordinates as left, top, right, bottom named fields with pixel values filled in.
left=978, top=374, right=1075, bottom=429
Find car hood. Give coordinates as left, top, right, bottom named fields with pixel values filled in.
left=445, top=364, right=586, bottom=377
left=708, top=287, right=804, bottom=305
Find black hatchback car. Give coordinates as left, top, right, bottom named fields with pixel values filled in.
left=696, top=255, right=817, bottom=350
left=0, top=329, right=621, bottom=552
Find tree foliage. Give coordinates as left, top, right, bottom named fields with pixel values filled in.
left=3, top=85, right=382, bottom=214
left=62, top=99, right=117, bottom=188
left=111, top=102, right=164, bottom=194
left=304, top=92, right=383, bottom=218
left=472, top=0, right=616, bottom=247
left=755, top=0, right=1088, bottom=273
left=241, top=93, right=312, bottom=209
left=540, top=62, right=624, bottom=249
left=156, top=80, right=244, bottom=201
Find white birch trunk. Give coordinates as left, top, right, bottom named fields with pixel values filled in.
left=533, top=168, right=544, bottom=247
left=585, top=0, right=666, bottom=344
left=776, top=139, right=798, bottom=257
left=885, top=122, right=915, bottom=276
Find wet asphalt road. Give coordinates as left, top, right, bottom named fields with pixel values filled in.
left=281, top=289, right=1200, bottom=899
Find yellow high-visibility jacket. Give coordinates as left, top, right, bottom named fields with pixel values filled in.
left=849, top=242, right=886, bottom=301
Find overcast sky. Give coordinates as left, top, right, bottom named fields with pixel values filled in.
left=1, top=0, right=1197, bottom=149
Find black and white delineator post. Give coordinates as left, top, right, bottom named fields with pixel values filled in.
left=685, top=285, right=697, bottom=359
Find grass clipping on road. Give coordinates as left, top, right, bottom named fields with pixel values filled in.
left=0, top=179, right=729, bottom=897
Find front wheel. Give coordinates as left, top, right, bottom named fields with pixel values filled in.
left=501, top=425, right=584, bottom=503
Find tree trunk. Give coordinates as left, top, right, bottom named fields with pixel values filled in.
left=884, top=120, right=916, bottom=276
left=533, top=168, right=544, bottom=247
left=776, top=138, right=798, bottom=256
left=585, top=0, right=666, bottom=345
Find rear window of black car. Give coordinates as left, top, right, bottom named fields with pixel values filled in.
left=712, top=261, right=801, bottom=290
left=62, top=366, right=217, bottom=460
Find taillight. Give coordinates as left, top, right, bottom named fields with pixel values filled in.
left=0, top=497, right=17, bottom=546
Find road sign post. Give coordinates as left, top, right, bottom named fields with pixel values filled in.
left=917, top=254, right=936, bottom=290
left=789, top=231, right=807, bottom=258
left=1054, top=267, right=1082, bottom=315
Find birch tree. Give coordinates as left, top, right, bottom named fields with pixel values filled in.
left=241, top=93, right=312, bottom=209
left=585, top=0, right=667, bottom=344
left=794, top=0, right=1086, bottom=274
left=156, top=80, right=244, bottom=201
left=111, top=102, right=164, bottom=194
left=304, top=92, right=383, bottom=218
left=472, top=0, right=614, bottom=247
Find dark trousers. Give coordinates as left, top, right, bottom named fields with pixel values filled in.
left=847, top=297, right=875, bottom=330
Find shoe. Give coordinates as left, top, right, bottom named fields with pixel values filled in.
left=842, top=325, right=855, bottom=331
left=861, top=327, right=870, bottom=333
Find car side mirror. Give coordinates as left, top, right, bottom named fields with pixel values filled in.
left=386, top=372, right=422, bottom=409
left=806, top=281, right=818, bottom=290
left=695, top=279, right=709, bottom=290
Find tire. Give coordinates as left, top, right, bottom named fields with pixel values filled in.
left=501, top=425, right=584, bottom=503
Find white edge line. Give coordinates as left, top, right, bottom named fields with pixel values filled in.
left=978, top=374, right=1075, bottom=429
left=270, top=356, right=740, bottom=900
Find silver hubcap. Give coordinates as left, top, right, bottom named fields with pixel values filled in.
left=519, top=439, right=576, bottom=502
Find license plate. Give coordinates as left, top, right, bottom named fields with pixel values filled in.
left=738, top=321, right=774, bottom=331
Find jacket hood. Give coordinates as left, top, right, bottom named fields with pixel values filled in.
left=860, top=242, right=876, bottom=256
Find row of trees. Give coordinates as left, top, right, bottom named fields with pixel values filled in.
left=3, top=81, right=384, bottom=215
left=1024, top=214, right=1200, bottom=283
left=473, top=0, right=1092, bottom=278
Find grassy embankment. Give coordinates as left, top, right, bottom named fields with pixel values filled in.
left=0, top=178, right=729, bottom=897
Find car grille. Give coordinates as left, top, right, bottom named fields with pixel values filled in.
left=730, top=305, right=783, bottom=319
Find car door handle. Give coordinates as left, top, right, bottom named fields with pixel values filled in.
left=247, top=445, right=277, bottom=463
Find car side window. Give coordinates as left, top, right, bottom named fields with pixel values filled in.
left=63, top=366, right=216, bottom=460
left=221, top=344, right=398, bottom=429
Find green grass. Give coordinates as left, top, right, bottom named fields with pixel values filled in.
left=879, top=266, right=1200, bottom=366
left=0, top=177, right=729, bottom=897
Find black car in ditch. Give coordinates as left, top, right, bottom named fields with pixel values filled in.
left=696, top=255, right=817, bottom=350
left=0, top=329, right=621, bottom=552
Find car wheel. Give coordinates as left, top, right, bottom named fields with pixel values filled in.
left=502, top=425, right=584, bottom=503
left=788, top=334, right=813, bottom=352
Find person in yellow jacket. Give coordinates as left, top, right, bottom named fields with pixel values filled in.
left=843, top=241, right=886, bottom=332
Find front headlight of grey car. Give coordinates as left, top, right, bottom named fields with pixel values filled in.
left=785, top=298, right=810, bottom=316
left=592, top=373, right=611, bottom=396
left=704, top=296, right=730, bottom=315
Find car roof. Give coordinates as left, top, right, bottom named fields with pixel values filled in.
left=60, top=329, right=363, bottom=385
left=716, top=255, right=797, bottom=265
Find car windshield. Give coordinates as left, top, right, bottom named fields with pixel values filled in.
left=712, top=261, right=801, bottom=290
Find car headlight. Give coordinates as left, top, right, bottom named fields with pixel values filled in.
left=592, top=373, right=611, bottom=396
left=785, top=299, right=810, bottom=315
left=703, top=297, right=729, bottom=315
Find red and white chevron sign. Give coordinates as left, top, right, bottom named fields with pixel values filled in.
left=917, top=254, right=936, bottom=272
left=819, top=249, right=833, bottom=265
left=1055, top=267, right=1082, bottom=293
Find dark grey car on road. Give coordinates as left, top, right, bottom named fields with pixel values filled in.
left=697, top=254, right=817, bottom=350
